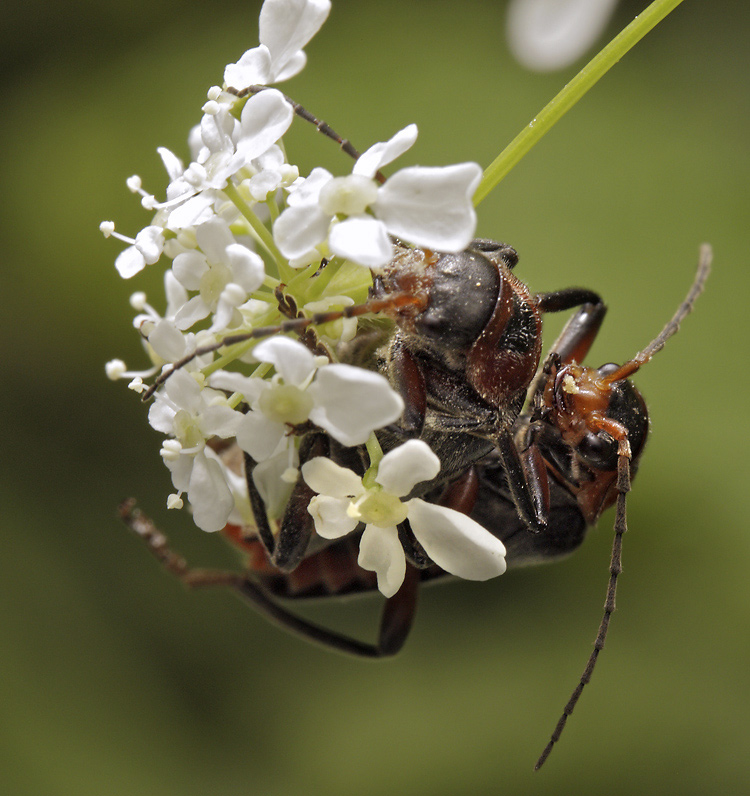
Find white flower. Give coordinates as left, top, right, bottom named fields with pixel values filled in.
left=302, top=440, right=507, bottom=598
left=171, top=216, right=265, bottom=331
left=159, top=89, right=295, bottom=230
left=101, top=222, right=165, bottom=279
left=243, top=144, right=298, bottom=201
left=273, top=125, right=482, bottom=268
left=148, top=369, right=244, bottom=531
left=224, top=0, right=332, bottom=88
left=224, top=337, right=405, bottom=462
left=177, top=449, right=237, bottom=533
left=506, top=0, right=620, bottom=72
left=252, top=447, right=299, bottom=519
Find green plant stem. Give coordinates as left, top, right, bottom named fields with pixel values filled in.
left=363, top=433, right=385, bottom=487
left=474, top=0, right=686, bottom=206
left=304, top=256, right=346, bottom=300
left=223, top=182, right=291, bottom=280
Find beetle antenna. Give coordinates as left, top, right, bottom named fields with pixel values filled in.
left=141, top=291, right=426, bottom=401
left=535, top=444, right=632, bottom=770
left=602, top=244, right=712, bottom=383
left=226, top=84, right=386, bottom=184
left=535, top=245, right=711, bottom=768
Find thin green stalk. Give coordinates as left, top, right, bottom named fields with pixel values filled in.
left=304, top=256, right=346, bottom=300
left=223, top=182, right=292, bottom=281
left=363, top=433, right=385, bottom=487
left=474, top=0, right=686, bottom=206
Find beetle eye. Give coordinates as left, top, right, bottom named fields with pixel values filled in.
left=577, top=431, right=618, bottom=471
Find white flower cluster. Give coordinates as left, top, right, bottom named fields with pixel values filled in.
left=104, top=0, right=506, bottom=597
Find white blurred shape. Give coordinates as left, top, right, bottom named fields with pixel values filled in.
left=507, top=0, right=620, bottom=71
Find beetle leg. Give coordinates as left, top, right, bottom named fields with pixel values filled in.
left=244, top=432, right=330, bottom=572
left=536, top=287, right=602, bottom=315
left=519, top=433, right=551, bottom=524
left=374, top=564, right=420, bottom=655
left=233, top=571, right=418, bottom=658
left=385, top=336, right=427, bottom=436
left=493, top=430, right=549, bottom=533
left=271, top=431, right=330, bottom=572
left=529, top=290, right=607, bottom=401
left=243, top=451, right=277, bottom=559
left=435, top=465, right=480, bottom=515
left=120, top=499, right=414, bottom=658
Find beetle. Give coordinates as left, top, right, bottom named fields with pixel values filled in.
left=121, top=89, right=711, bottom=766
left=121, top=243, right=709, bottom=773
left=139, top=233, right=609, bottom=597
left=467, top=243, right=711, bottom=766
left=128, top=231, right=602, bottom=644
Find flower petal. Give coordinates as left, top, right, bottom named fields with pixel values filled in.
left=307, top=365, right=404, bottom=446
left=114, top=246, right=145, bottom=279
left=353, top=124, right=418, bottom=179
left=273, top=51, right=307, bottom=82
left=164, top=270, right=189, bottom=317
left=286, top=166, right=331, bottom=206
left=235, top=411, right=286, bottom=461
left=374, top=163, right=481, bottom=251
left=328, top=217, right=393, bottom=268
left=148, top=320, right=187, bottom=362
left=134, top=225, right=165, bottom=264
left=358, top=524, right=405, bottom=598
left=147, top=396, right=176, bottom=435
left=158, top=146, right=185, bottom=182
left=195, top=216, right=234, bottom=264
left=375, top=439, right=440, bottom=497
left=164, top=368, right=203, bottom=414
left=166, top=192, right=216, bottom=231
left=226, top=243, right=265, bottom=292
left=173, top=250, right=208, bottom=290
left=259, top=0, right=331, bottom=78
left=164, top=453, right=192, bottom=493
left=273, top=203, right=331, bottom=259
left=199, top=404, right=243, bottom=438
left=252, top=336, right=316, bottom=386
left=207, top=371, right=266, bottom=404
left=253, top=450, right=297, bottom=519
left=407, top=498, right=507, bottom=581
left=174, top=294, right=210, bottom=330
left=224, top=46, right=273, bottom=89
left=236, top=89, right=294, bottom=162
left=188, top=453, right=235, bottom=532
left=307, top=495, right=359, bottom=539
left=301, top=456, right=365, bottom=498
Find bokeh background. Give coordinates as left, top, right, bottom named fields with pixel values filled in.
left=2, top=1, right=748, bottom=794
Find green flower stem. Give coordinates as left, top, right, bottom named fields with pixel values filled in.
left=223, top=182, right=292, bottom=281
left=265, top=194, right=280, bottom=223
left=261, top=274, right=281, bottom=290
left=285, top=259, right=325, bottom=294
left=474, top=0, right=686, bottom=206
left=201, top=304, right=280, bottom=378
left=363, top=432, right=385, bottom=488
left=304, top=256, right=346, bottom=300
left=202, top=340, right=258, bottom=377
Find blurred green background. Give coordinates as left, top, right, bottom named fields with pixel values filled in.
left=1, top=1, right=748, bottom=794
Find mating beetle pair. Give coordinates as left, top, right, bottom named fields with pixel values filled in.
left=122, top=87, right=711, bottom=768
